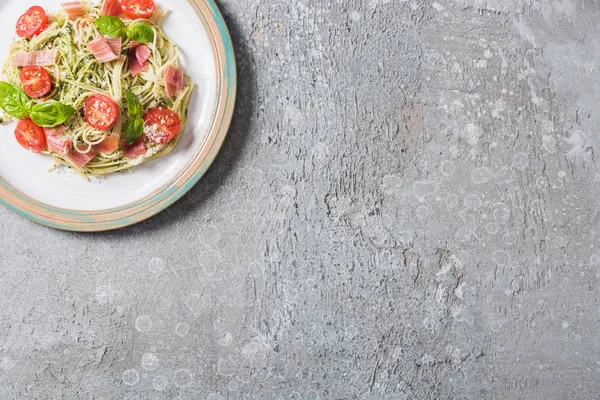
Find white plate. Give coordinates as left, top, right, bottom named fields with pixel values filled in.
left=0, top=0, right=236, bottom=230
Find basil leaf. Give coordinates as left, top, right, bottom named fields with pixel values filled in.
left=123, top=91, right=144, bottom=144
left=126, top=23, right=154, bottom=43
left=96, top=16, right=126, bottom=38
left=30, top=100, right=75, bottom=127
left=123, top=115, right=144, bottom=145
left=124, top=89, right=142, bottom=116
left=0, top=82, right=33, bottom=119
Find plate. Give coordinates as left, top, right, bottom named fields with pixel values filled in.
left=0, top=0, right=236, bottom=231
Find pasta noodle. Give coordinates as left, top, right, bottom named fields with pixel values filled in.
left=1, top=2, right=194, bottom=177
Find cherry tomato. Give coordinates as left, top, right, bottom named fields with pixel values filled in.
left=19, top=66, right=52, bottom=98
left=15, top=6, right=49, bottom=39
left=84, top=94, right=119, bottom=131
left=143, top=107, right=181, bottom=144
left=121, top=0, right=155, bottom=19
left=15, top=118, right=46, bottom=153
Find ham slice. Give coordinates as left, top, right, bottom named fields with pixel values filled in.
left=105, top=37, right=122, bottom=56
left=11, top=52, right=35, bottom=67
left=88, top=37, right=119, bottom=63
left=44, top=124, right=70, bottom=155
left=135, top=45, right=151, bottom=65
left=100, top=0, right=121, bottom=16
left=46, top=134, right=72, bottom=155
left=163, top=65, right=184, bottom=97
left=121, top=137, right=146, bottom=158
left=94, top=135, right=119, bottom=153
left=43, top=125, right=67, bottom=136
left=61, top=1, right=85, bottom=19
left=65, top=148, right=98, bottom=169
left=127, top=41, right=150, bottom=76
left=11, top=49, right=58, bottom=67
left=34, top=50, right=58, bottom=66
left=128, top=51, right=146, bottom=76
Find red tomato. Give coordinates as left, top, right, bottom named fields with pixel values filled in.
left=15, top=118, right=46, bottom=153
left=143, top=107, right=181, bottom=144
left=84, top=94, right=119, bottom=131
left=121, top=0, right=155, bottom=19
left=15, top=6, right=49, bottom=39
left=20, top=66, right=52, bottom=98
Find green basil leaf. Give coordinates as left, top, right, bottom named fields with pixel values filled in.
left=123, top=115, right=144, bottom=145
left=30, top=100, right=75, bottom=127
left=96, top=16, right=126, bottom=38
left=126, top=23, right=154, bottom=43
left=124, top=89, right=142, bottom=117
left=0, top=82, right=33, bottom=119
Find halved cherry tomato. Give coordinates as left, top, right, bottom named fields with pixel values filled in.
left=121, top=0, right=154, bottom=19
left=20, top=66, right=52, bottom=98
left=15, top=118, right=46, bottom=153
left=84, top=94, right=119, bottom=131
left=15, top=6, right=49, bottom=39
left=143, top=107, right=181, bottom=144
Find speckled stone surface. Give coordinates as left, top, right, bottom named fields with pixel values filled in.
left=1, top=0, right=600, bottom=399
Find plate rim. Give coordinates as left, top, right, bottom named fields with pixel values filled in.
left=0, top=0, right=237, bottom=232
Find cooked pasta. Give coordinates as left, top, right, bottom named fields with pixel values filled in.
left=1, top=1, right=194, bottom=177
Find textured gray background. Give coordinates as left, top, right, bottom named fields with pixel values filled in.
left=1, top=0, right=600, bottom=399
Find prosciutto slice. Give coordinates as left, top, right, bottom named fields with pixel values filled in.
left=11, top=52, right=35, bottom=67
left=163, top=65, right=184, bottom=97
left=35, top=50, right=58, bottom=66
left=61, top=1, right=85, bottom=19
left=105, top=38, right=122, bottom=56
left=11, top=49, right=58, bottom=67
left=128, top=51, right=145, bottom=76
left=121, top=137, right=146, bottom=158
left=88, top=37, right=119, bottom=63
left=100, top=0, right=121, bottom=16
left=127, top=41, right=150, bottom=76
left=135, top=45, right=151, bottom=65
left=94, top=135, right=119, bottom=153
left=43, top=125, right=67, bottom=136
left=65, top=148, right=98, bottom=169
left=46, top=134, right=72, bottom=155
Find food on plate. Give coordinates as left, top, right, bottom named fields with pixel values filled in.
left=0, top=0, right=194, bottom=177
left=16, top=6, right=49, bottom=40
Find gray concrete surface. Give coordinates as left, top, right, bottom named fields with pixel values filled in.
left=1, top=0, right=600, bottom=398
